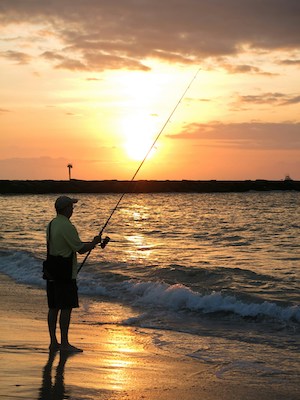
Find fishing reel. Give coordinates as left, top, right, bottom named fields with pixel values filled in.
left=100, top=236, right=110, bottom=249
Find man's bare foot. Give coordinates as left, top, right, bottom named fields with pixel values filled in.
left=49, top=343, right=60, bottom=352
left=60, top=344, right=83, bottom=353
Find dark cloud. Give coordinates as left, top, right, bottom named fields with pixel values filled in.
left=42, top=48, right=150, bottom=71
left=0, top=0, right=299, bottom=71
left=282, top=95, right=300, bottom=105
left=187, top=98, right=211, bottom=103
left=85, top=77, right=103, bottom=81
left=168, top=122, right=300, bottom=150
left=220, top=62, right=276, bottom=76
left=0, top=50, right=32, bottom=64
left=0, top=108, right=11, bottom=113
left=55, top=58, right=88, bottom=71
left=279, top=58, right=300, bottom=66
left=233, top=92, right=300, bottom=107
left=41, top=51, right=65, bottom=62
left=42, top=50, right=85, bottom=70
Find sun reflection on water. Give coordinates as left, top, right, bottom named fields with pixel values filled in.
left=125, top=234, right=153, bottom=261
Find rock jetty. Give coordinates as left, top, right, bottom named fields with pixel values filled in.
left=0, top=179, right=299, bottom=194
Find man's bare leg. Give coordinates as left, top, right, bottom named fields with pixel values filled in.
left=59, top=308, right=83, bottom=352
left=59, top=308, right=71, bottom=347
left=48, top=308, right=60, bottom=351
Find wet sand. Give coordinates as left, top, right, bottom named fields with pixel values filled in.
left=0, top=274, right=298, bottom=400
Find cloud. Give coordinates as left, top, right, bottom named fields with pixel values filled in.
left=220, top=62, right=276, bottom=76
left=281, top=95, right=300, bottom=105
left=41, top=48, right=150, bottom=71
left=0, top=0, right=299, bottom=71
left=279, top=58, right=300, bottom=66
left=233, top=92, right=300, bottom=107
left=0, top=50, right=32, bottom=64
left=167, top=122, right=300, bottom=150
left=85, top=77, right=103, bottom=81
left=0, top=108, right=11, bottom=113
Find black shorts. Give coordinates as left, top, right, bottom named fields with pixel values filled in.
left=47, top=280, right=79, bottom=309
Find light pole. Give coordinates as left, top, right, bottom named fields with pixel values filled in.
left=67, top=164, right=73, bottom=180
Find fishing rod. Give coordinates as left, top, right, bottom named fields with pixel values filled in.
left=78, top=67, right=201, bottom=273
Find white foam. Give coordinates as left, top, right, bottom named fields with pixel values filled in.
left=1, top=250, right=299, bottom=323
left=0, top=250, right=44, bottom=286
left=120, top=280, right=300, bottom=323
left=78, top=275, right=107, bottom=296
left=0, top=250, right=108, bottom=295
left=215, top=360, right=283, bottom=379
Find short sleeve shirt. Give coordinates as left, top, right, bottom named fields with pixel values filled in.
left=47, top=214, right=84, bottom=279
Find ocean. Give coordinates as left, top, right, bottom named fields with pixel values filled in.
left=0, top=192, right=299, bottom=384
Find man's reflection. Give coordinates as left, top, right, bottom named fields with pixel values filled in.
left=38, top=351, right=76, bottom=400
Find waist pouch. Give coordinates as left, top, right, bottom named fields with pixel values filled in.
left=43, top=254, right=73, bottom=282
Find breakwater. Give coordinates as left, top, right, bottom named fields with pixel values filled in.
left=0, top=179, right=299, bottom=194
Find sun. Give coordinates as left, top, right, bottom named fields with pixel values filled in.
left=114, top=70, right=166, bottom=161
left=125, top=136, right=156, bottom=161
left=121, top=113, right=159, bottom=161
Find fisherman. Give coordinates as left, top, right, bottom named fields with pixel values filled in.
left=45, top=196, right=102, bottom=353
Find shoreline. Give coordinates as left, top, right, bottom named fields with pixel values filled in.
left=0, top=179, right=299, bottom=194
left=1, top=273, right=299, bottom=399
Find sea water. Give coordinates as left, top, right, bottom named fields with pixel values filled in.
left=0, top=192, right=299, bottom=384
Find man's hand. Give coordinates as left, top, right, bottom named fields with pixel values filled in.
left=100, top=236, right=110, bottom=249
left=78, top=235, right=103, bottom=254
left=92, top=235, right=102, bottom=246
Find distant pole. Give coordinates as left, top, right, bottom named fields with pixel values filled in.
left=67, top=164, right=73, bottom=180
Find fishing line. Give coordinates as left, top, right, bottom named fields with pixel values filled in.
left=78, top=67, right=201, bottom=273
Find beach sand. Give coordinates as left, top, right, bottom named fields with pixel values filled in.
left=0, top=274, right=298, bottom=400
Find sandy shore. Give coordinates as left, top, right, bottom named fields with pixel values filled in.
left=0, top=274, right=299, bottom=400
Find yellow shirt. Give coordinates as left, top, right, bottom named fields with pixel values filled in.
left=47, top=214, right=84, bottom=279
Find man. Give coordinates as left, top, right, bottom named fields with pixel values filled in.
left=46, top=195, right=102, bottom=353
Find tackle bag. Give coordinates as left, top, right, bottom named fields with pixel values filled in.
left=43, top=254, right=73, bottom=281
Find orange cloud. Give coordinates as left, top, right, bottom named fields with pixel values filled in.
left=0, top=50, right=32, bottom=64
left=1, top=1, right=299, bottom=71
left=168, top=122, right=300, bottom=150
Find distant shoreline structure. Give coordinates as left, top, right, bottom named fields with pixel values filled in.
left=0, top=179, right=299, bottom=194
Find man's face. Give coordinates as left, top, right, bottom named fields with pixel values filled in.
left=65, top=204, right=74, bottom=218
left=58, top=204, right=74, bottom=218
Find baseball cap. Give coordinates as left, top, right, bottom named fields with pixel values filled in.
left=55, top=196, right=78, bottom=211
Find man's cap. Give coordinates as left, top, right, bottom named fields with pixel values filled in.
left=55, top=196, right=78, bottom=211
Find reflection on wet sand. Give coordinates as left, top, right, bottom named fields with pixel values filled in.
left=37, top=327, right=143, bottom=398
left=38, top=351, right=78, bottom=400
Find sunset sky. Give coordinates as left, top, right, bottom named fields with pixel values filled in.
left=0, top=0, right=299, bottom=181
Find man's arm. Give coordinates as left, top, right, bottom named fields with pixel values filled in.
left=78, top=235, right=102, bottom=254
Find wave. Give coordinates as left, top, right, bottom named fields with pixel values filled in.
left=0, top=249, right=43, bottom=286
left=0, top=249, right=299, bottom=324
left=119, top=280, right=300, bottom=323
